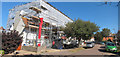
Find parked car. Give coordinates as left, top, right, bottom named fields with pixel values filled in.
left=99, top=42, right=105, bottom=45
left=63, top=37, right=79, bottom=49
left=52, top=37, right=79, bottom=49
left=86, top=42, right=95, bottom=48
left=105, top=42, right=117, bottom=52
left=52, top=39, right=63, bottom=49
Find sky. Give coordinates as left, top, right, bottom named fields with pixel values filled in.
left=2, top=2, right=119, bottom=33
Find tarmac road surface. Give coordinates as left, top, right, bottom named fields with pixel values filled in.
left=41, top=44, right=118, bottom=55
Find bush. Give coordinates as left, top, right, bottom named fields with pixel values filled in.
left=2, top=30, right=23, bottom=54
left=0, top=50, right=4, bottom=55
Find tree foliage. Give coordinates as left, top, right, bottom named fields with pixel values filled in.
left=2, top=30, right=23, bottom=54
left=101, top=28, right=110, bottom=37
left=94, top=28, right=111, bottom=42
left=117, top=30, right=120, bottom=43
left=94, top=32, right=103, bottom=42
left=63, top=19, right=99, bottom=40
left=108, top=39, right=112, bottom=42
left=117, top=30, right=120, bottom=38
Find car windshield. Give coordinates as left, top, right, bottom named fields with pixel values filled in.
left=107, top=43, right=115, bottom=46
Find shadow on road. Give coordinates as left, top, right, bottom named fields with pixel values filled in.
left=100, top=46, right=105, bottom=48
left=83, top=46, right=93, bottom=49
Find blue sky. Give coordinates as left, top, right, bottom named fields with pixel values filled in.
left=2, top=2, right=118, bottom=33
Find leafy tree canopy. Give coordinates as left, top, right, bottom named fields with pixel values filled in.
left=94, top=28, right=111, bottom=42
left=94, top=32, right=103, bottom=42
left=63, top=19, right=99, bottom=40
left=101, top=28, right=110, bottom=37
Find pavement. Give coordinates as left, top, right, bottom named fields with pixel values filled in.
left=7, top=50, right=38, bottom=55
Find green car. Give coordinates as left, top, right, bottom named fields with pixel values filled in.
left=105, top=42, right=117, bottom=52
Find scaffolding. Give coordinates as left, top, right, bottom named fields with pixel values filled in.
left=6, top=1, right=73, bottom=51
left=20, top=5, right=61, bottom=49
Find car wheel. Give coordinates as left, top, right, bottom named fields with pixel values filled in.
left=85, top=47, right=87, bottom=49
left=65, top=45, right=69, bottom=49
left=92, top=46, right=93, bottom=48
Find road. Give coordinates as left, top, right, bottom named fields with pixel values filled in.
left=41, top=44, right=118, bottom=55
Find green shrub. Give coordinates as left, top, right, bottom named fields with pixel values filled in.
left=0, top=50, right=4, bottom=55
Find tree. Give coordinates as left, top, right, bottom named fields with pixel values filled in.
left=2, top=30, right=23, bottom=54
left=117, top=30, right=120, bottom=38
left=94, top=32, right=103, bottom=42
left=108, top=39, right=112, bottom=42
left=101, top=28, right=110, bottom=37
left=63, top=19, right=99, bottom=41
left=117, top=30, right=120, bottom=45
left=94, top=28, right=111, bottom=42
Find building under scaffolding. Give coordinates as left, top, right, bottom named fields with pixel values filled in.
left=6, top=0, right=73, bottom=51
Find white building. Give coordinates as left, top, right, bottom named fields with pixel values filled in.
left=6, top=0, right=73, bottom=49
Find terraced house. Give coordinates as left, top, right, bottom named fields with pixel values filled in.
left=6, top=0, right=73, bottom=51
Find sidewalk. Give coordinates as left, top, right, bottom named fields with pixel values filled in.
left=7, top=50, right=38, bottom=55
left=41, top=48, right=85, bottom=55
left=6, top=47, right=84, bottom=56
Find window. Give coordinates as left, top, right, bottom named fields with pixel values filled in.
left=10, top=25, right=12, bottom=28
left=107, top=43, right=115, bottom=46
left=31, top=28, right=37, bottom=33
left=12, top=17, right=14, bottom=19
left=41, top=6, right=47, bottom=10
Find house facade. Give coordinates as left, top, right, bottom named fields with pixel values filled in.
left=6, top=0, right=73, bottom=49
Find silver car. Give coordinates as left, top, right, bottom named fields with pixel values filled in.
left=86, top=42, right=95, bottom=48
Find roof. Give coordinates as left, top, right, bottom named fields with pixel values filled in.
left=0, top=26, right=5, bottom=30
